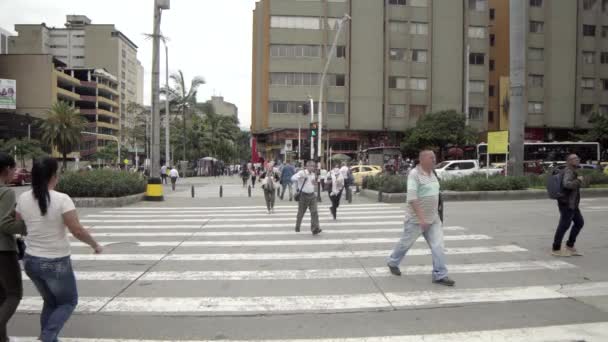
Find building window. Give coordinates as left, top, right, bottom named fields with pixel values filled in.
left=530, top=0, right=543, bottom=7
left=469, top=0, right=487, bottom=11
left=602, top=79, right=608, bottom=90
left=490, top=8, right=495, bottom=20
left=530, top=21, right=544, bottom=34
left=469, top=80, right=485, bottom=93
left=412, top=49, right=427, bottom=63
left=410, top=105, right=427, bottom=119
left=603, top=26, right=608, bottom=38
left=389, top=0, right=406, bottom=5
left=490, top=34, right=495, bottom=46
left=50, top=33, right=67, bottom=38
left=270, top=16, right=321, bottom=30
left=599, top=105, right=608, bottom=115
left=270, top=44, right=321, bottom=58
left=529, top=48, right=544, bottom=61
left=389, top=21, right=408, bottom=33
left=389, top=77, right=407, bottom=89
left=73, top=56, right=85, bottom=59
left=410, top=22, right=428, bottom=35
left=389, top=48, right=407, bottom=61
left=583, top=51, right=596, bottom=64
left=601, top=52, right=608, bottom=64
left=336, top=46, right=346, bottom=58
left=528, top=102, right=543, bottom=114
left=581, top=104, right=594, bottom=115
left=469, top=53, right=485, bottom=65
left=488, top=110, right=495, bottom=122
left=74, top=34, right=85, bottom=38
left=583, top=25, right=596, bottom=37
left=389, top=105, right=406, bottom=118
left=468, top=107, right=484, bottom=120
left=604, top=0, right=608, bottom=12
left=490, top=59, right=495, bottom=71
left=583, top=0, right=597, bottom=10
left=50, top=45, right=68, bottom=48
left=529, top=74, right=544, bottom=87
left=468, top=26, right=487, bottom=39
left=327, top=102, right=345, bottom=115
left=410, top=0, right=428, bottom=6
left=72, top=44, right=85, bottom=48
left=270, top=72, right=320, bottom=86
left=489, top=85, right=495, bottom=97
left=410, top=78, right=427, bottom=90
left=581, top=78, right=595, bottom=89
left=328, top=74, right=346, bottom=86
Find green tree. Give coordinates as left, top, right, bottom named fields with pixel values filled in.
left=578, top=112, right=608, bottom=152
left=401, top=110, right=478, bottom=160
left=165, top=70, right=206, bottom=162
left=40, top=101, right=85, bottom=170
left=198, top=103, right=239, bottom=160
left=0, top=138, right=47, bottom=167
left=92, top=142, right=129, bottom=165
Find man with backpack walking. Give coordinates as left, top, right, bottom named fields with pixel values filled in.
left=550, top=154, right=585, bottom=257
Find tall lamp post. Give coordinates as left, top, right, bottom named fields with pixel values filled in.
left=318, top=14, right=351, bottom=166
left=162, top=37, right=171, bottom=166
left=146, top=0, right=170, bottom=201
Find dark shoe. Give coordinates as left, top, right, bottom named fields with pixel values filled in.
left=433, top=277, right=455, bottom=287
left=295, top=227, right=300, bottom=233
left=312, top=228, right=322, bottom=235
left=387, top=264, right=401, bottom=276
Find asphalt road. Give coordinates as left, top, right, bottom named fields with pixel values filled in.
left=7, top=176, right=608, bottom=341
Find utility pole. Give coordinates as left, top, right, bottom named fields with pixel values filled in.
left=309, top=97, right=315, bottom=161
left=509, top=0, right=526, bottom=177
left=164, top=42, right=171, bottom=166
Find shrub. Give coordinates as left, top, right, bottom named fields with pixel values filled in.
left=441, top=174, right=529, bottom=191
left=365, top=175, right=407, bottom=193
left=528, top=169, right=608, bottom=189
left=57, top=169, right=147, bottom=198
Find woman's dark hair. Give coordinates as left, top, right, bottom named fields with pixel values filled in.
left=0, top=152, right=16, bottom=175
left=31, top=157, right=58, bottom=216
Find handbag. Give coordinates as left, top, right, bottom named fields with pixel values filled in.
left=432, top=170, right=444, bottom=222
left=16, top=237, right=26, bottom=260
left=294, top=176, right=308, bottom=202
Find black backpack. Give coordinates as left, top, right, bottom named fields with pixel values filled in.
left=546, top=169, right=565, bottom=200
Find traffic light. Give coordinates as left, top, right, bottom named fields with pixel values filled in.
left=302, top=103, right=310, bottom=115
left=310, top=122, right=318, bottom=139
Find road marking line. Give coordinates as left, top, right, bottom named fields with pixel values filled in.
left=109, top=204, right=392, bottom=210
left=11, top=322, right=608, bottom=341
left=81, top=216, right=405, bottom=223
left=21, top=260, right=573, bottom=282
left=73, top=235, right=492, bottom=248
left=69, top=245, right=527, bottom=261
left=87, top=211, right=404, bottom=218
left=18, top=282, right=608, bottom=313
left=89, top=221, right=440, bottom=230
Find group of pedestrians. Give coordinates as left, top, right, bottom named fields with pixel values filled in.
left=160, top=165, right=180, bottom=191
left=0, top=153, right=102, bottom=342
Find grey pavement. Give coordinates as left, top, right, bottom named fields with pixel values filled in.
left=7, top=175, right=608, bottom=341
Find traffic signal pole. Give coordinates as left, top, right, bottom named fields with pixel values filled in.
left=309, top=97, right=315, bottom=161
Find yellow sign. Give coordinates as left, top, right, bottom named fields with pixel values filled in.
left=124, top=159, right=130, bottom=165
left=488, top=131, right=509, bottom=154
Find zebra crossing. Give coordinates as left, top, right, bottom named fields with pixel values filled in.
left=14, top=202, right=608, bottom=340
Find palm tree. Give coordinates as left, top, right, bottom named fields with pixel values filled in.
left=40, top=101, right=85, bottom=170
left=165, top=70, right=205, bottom=161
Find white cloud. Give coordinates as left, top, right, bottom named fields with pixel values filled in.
left=0, top=0, right=256, bottom=129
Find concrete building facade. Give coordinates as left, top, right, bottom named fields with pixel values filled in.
left=0, top=27, right=11, bottom=54
left=206, top=96, right=238, bottom=119
left=251, top=0, right=490, bottom=161
left=0, top=54, right=120, bottom=158
left=8, top=15, right=143, bottom=129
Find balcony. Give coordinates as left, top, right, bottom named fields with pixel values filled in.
left=98, top=83, right=119, bottom=96
left=95, top=121, right=120, bottom=131
left=54, top=70, right=80, bottom=86
left=80, top=108, right=120, bottom=120
left=79, top=95, right=97, bottom=103
left=80, top=81, right=97, bottom=89
left=98, top=96, right=119, bottom=107
left=56, top=87, right=81, bottom=102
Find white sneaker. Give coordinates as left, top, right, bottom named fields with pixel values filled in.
left=267, top=210, right=271, bottom=214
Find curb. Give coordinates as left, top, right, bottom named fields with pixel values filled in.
left=361, top=188, right=608, bottom=203
left=72, top=193, right=145, bottom=208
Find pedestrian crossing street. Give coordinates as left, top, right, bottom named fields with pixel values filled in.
left=14, top=202, right=608, bottom=340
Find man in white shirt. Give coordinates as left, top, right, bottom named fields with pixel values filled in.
left=339, top=162, right=352, bottom=202
left=169, top=167, right=180, bottom=191
left=291, top=161, right=321, bottom=235
left=160, top=165, right=168, bottom=184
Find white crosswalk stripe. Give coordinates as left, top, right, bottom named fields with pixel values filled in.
left=14, top=201, right=603, bottom=341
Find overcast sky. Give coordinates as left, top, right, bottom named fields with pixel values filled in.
left=0, top=0, right=257, bottom=129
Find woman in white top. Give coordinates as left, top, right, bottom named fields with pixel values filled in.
left=325, top=166, right=345, bottom=220
left=16, top=157, right=102, bottom=342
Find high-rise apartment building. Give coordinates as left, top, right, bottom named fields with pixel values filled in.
left=0, top=27, right=10, bottom=54
left=251, top=0, right=490, bottom=161
left=489, top=0, right=608, bottom=141
left=9, top=15, right=143, bottom=128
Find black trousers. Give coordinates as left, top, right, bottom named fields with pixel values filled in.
left=328, top=190, right=343, bottom=218
left=553, top=204, right=584, bottom=251
left=0, top=251, right=22, bottom=342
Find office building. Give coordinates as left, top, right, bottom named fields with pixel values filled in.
left=251, top=0, right=490, bottom=161
left=0, top=27, right=11, bottom=54
left=205, top=96, right=238, bottom=119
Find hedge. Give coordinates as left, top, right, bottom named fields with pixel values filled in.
left=528, top=169, right=608, bottom=188
left=365, top=175, right=407, bottom=193
left=57, top=169, right=147, bottom=198
left=440, top=174, right=529, bottom=191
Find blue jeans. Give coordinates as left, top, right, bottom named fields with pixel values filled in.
left=552, top=204, right=584, bottom=251
left=387, top=218, right=448, bottom=281
left=23, top=255, right=78, bottom=342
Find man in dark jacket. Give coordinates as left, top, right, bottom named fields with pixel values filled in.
left=552, top=154, right=585, bottom=257
left=280, top=162, right=296, bottom=201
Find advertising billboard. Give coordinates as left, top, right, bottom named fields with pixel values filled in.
left=0, top=79, right=16, bottom=110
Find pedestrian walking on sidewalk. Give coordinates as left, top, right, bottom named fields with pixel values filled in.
left=169, top=166, right=180, bottom=191
left=551, top=154, right=585, bottom=257
left=261, top=164, right=280, bottom=214
left=292, top=161, right=322, bottom=235
left=0, top=153, right=27, bottom=342
left=251, top=166, right=257, bottom=188
left=160, top=164, right=168, bottom=184
left=339, top=162, right=353, bottom=202
left=280, top=162, right=296, bottom=201
left=386, top=150, right=454, bottom=287
left=16, top=157, right=103, bottom=342
left=325, top=166, right=345, bottom=220
left=240, top=164, right=250, bottom=188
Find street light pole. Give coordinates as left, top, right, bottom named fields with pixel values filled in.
left=509, top=0, right=526, bottom=177
left=164, top=42, right=171, bottom=166
left=309, top=97, right=314, bottom=161
left=318, top=14, right=350, bottom=166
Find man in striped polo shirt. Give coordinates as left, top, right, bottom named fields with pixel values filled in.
left=387, top=150, right=455, bottom=286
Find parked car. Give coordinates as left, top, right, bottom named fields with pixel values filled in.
left=435, top=160, right=502, bottom=179
left=350, top=165, right=382, bottom=186
left=11, top=168, right=32, bottom=186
